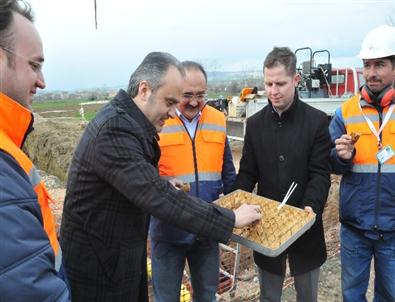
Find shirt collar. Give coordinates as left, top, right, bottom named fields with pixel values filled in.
left=269, top=90, right=299, bottom=120
left=176, top=108, right=202, bottom=124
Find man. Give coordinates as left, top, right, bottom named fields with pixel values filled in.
left=149, top=61, right=236, bottom=301
left=330, top=24, right=395, bottom=302
left=60, top=52, right=261, bottom=302
left=0, top=0, right=69, bottom=300
left=233, top=47, right=331, bottom=302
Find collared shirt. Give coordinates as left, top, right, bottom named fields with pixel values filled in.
left=176, top=108, right=202, bottom=138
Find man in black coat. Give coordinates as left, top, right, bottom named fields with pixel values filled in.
left=233, top=47, right=331, bottom=302
left=60, top=52, right=261, bottom=302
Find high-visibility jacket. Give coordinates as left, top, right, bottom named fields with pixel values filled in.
left=0, top=93, right=60, bottom=257
left=330, top=94, right=395, bottom=236
left=150, top=105, right=236, bottom=243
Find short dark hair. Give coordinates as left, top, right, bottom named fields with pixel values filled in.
left=127, top=52, right=185, bottom=98
left=386, top=55, right=395, bottom=69
left=180, top=61, right=207, bottom=83
left=263, top=47, right=297, bottom=76
left=0, top=0, right=34, bottom=65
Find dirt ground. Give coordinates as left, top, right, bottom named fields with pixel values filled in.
left=31, top=118, right=375, bottom=301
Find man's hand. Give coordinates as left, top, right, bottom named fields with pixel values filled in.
left=233, top=204, right=262, bottom=228
left=304, top=206, right=314, bottom=213
left=168, top=178, right=183, bottom=190
left=334, top=134, right=355, bottom=160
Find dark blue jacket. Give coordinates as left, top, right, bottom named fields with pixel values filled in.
left=329, top=102, right=395, bottom=239
left=0, top=151, right=69, bottom=301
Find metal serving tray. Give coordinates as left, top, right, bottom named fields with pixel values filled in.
left=215, top=190, right=316, bottom=257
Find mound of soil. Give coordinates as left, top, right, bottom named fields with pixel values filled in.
left=23, top=115, right=85, bottom=182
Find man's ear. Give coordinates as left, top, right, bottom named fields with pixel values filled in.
left=294, top=73, right=301, bottom=87
left=137, top=80, right=151, bottom=101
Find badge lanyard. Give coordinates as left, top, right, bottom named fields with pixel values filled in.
left=358, top=102, right=395, bottom=149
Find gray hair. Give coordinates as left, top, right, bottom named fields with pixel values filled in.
left=264, top=47, right=297, bottom=76
left=180, top=61, right=207, bottom=83
left=127, top=52, right=185, bottom=98
left=0, top=0, right=34, bottom=66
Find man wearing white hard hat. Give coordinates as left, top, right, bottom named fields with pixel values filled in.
left=329, top=25, right=395, bottom=301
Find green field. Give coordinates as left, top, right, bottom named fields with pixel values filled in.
left=32, top=99, right=106, bottom=121
left=32, top=92, right=229, bottom=121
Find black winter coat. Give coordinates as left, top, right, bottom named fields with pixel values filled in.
left=60, top=90, right=234, bottom=301
left=233, top=94, right=331, bottom=276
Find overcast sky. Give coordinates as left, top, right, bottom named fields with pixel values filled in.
left=29, top=0, right=395, bottom=91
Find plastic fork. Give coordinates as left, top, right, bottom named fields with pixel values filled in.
left=277, top=182, right=298, bottom=210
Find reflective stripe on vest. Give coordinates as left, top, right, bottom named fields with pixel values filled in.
left=0, top=131, right=60, bottom=257
left=162, top=172, right=222, bottom=183
left=161, top=123, right=226, bottom=135
left=352, top=164, right=395, bottom=173
left=342, top=95, right=395, bottom=167
left=159, top=106, right=226, bottom=180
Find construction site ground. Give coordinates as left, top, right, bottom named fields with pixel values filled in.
left=26, top=115, right=375, bottom=301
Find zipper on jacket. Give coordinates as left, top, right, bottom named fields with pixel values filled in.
left=180, top=118, right=200, bottom=197
left=373, top=108, right=383, bottom=233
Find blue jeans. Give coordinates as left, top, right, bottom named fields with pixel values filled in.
left=151, top=239, right=219, bottom=302
left=341, top=224, right=395, bottom=302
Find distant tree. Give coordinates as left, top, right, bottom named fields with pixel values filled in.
left=88, top=93, right=97, bottom=101
left=228, top=81, right=241, bottom=94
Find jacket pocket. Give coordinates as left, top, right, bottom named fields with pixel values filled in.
left=339, top=173, right=363, bottom=221
left=202, top=131, right=225, bottom=144
left=159, top=132, right=186, bottom=146
left=116, top=240, right=144, bottom=282
left=89, top=235, right=120, bottom=282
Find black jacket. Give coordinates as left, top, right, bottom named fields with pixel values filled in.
left=60, top=90, right=234, bottom=301
left=233, top=93, right=331, bottom=276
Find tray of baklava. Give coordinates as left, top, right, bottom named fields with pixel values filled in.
left=215, top=190, right=316, bottom=257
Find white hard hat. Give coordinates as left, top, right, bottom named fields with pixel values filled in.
left=357, top=25, right=395, bottom=59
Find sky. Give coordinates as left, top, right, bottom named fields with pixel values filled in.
left=29, top=0, right=395, bottom=91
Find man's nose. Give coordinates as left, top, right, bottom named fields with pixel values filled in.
left=36, top=73, right=46, bottom=89
left=189, top=98, right=198, bottom=107
left=270, top=85, right=279, bottom=94
left=367, top=66, right=379, bottom=78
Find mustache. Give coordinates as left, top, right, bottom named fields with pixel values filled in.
left=367, top=76, right=381, bottom=82
left=185, top=104, right=199, bottom=109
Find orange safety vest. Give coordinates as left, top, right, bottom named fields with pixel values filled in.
left=158, top=106, right=226, bottom=182
left=0, top=92, right=59, bottom=256
left=341, top=95, right=395, bottom=172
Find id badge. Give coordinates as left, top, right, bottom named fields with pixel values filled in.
left=376, top=145, right=395, bottom=164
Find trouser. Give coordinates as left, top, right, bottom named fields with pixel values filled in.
left=151, top=239, right=219, bottom=302
left=258, top=266, right=320, bottom=302
left=341, top=224, right=395, bottom=302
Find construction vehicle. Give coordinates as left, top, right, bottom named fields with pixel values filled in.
left=206, top=96, right=228, bottom=114
left=226, top=47, right=364, bottom=140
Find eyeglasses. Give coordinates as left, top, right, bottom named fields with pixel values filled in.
left=182, top=92, right=206, bottom=101
left=1, top=46, right=43, bottom=72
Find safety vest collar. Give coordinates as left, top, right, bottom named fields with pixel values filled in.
left=0, top=92, right=33, bottom=148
